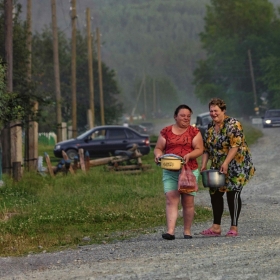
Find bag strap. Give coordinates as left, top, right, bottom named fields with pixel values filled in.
left=183, top=163, right=191, bottom=171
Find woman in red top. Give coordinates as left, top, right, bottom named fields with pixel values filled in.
left=154, top=104, right=204, bottom=240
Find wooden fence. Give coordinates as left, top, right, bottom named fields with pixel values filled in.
left=42, top=144, right=152, bottom=176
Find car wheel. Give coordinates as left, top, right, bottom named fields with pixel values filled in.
left=66, top=149, right=78, bottom=160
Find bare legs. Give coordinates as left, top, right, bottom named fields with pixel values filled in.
left=181, top=194, right=194, bottom=236
left=165, top=190, right=194, bottom=236
left=165, top=190, right=180, bottom=235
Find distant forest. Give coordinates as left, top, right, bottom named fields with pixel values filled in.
left=17, top=0, right=280, bottom=117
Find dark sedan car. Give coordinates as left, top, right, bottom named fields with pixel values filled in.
left=262, top=109, right=280, bottom=128
left=194, top=112, right=212, bottom=137
left=54, top=125, right=151, bottom=160
left=140, top=122, right=155, bottom=135
left=129, top=124, right=148, bottom=134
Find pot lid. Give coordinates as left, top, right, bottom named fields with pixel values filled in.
left=159, top=153, right=183, bottom=160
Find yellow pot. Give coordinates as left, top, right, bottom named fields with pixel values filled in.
left=158, top=154, right=184, bottom=170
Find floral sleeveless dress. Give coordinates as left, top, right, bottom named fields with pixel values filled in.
left=203, top=116, right=255, bottom=192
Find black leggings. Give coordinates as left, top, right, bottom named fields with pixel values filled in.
left=210, top=189, right=242, bottom=226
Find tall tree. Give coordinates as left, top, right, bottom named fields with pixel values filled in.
left=0, top=1, right=36, bottom=123
left=193, top=0, right=280, bottom=116
left=32, top=27, right=123, bottom=132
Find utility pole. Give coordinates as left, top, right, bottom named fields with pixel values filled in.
left=51, top=0, right=62, bottom=142
left=87, top=8, right=94, bottom=128
left=26, top=0, right=38, bottom=171
left=4, top=0, right=22, bottom=179
left=153, top=78, right=156, bottom=116
left=131, top=75, right=145, bottom=117
left=2, top=0, right=13, bottom=174
left=71, top=0, right=77, bottom=137
left=96, top=27, right=105, bottom=125
left=248, top=49, right=259, bottom=115
left=26, top=0, right=32, bottom=84
left=5, top=0, right=12, bottom=93
left=143, top=74, right=147, bottom=119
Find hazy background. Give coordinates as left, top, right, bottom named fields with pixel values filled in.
left=16, top=0, right=280, bottom=120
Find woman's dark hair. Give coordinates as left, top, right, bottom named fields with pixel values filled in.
left=208, top=98, right=227, bottom=111
left=174, top=104, right=193, bottom=117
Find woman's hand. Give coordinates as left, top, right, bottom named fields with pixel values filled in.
left=154, top=134, right=166, bottom=164
left=154, top=154, right=162, bottom=164
left=200, top=166, right=207, bottom=172
left=220, top=147, right=238, bottom=174
left=220, top=162, right=229, bottom=174
left=183, top=153, right=190, bottom=164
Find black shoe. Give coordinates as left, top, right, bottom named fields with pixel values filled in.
left=162, top=233, right=175, bottom=240
left=184, top=235, right=193, bottom=239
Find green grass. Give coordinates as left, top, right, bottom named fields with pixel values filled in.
left=38, top=144, right=60, bottom=164
left=243, top=121, right=263, bottom=145
left=0, top=124, right=262, bottom=256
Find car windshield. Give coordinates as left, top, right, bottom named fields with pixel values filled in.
left=266, top=111, right=280, bottom=117
left=76, top=129, right=103, bottom=140
left=197, top=114, right=212, bottom=126
left=78, top=129, right=107, bottom=140
left=202, top=116, right=212, bottom=125
left=76, top=130, right=91, bottom=139
left=141, top=123, right=153, bottom=128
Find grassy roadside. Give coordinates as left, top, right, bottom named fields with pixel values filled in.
left=0, top=124, right=262, bottom=257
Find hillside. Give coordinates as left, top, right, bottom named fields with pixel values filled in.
left=16, top=0, right=280, bottom=116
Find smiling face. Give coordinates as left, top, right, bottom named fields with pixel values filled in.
left=174, top=108, right=192, bottom=128
left=209, top=105, right=226, bottom=124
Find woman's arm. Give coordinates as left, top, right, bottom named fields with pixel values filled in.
left=184, top=131, right=204, bottom=163
left=154, top=134, right=166, bottom=163
left=220, top=147, right=239, bottom=174
left=201, top=152, right=209, bottom=171
left=219, top=119, right=242, bottom=173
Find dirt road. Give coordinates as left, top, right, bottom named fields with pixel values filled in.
left=0, top=127, right=280, bottom=280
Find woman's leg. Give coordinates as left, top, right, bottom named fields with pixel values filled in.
left=226, top=190, right=242, bottom=233
left=165, top=190, right=180, bottom=235
left=181, top=193, right=194, bottom=236
left=206, top=190, right=225, bottom=233
left=211, top=190, right=225, bottom=225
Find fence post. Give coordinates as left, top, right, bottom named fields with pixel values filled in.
left=62, top=122, right=67, bottom=141
left=12, top=161, right=22, bottom=182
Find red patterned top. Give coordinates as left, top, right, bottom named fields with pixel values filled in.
left=160, top=125, right=200, bottom=170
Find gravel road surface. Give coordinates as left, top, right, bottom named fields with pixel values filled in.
left=0, top=126, right=280, bottom=280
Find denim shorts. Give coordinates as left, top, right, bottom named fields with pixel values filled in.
left=162, top=168, right=199, bottom=196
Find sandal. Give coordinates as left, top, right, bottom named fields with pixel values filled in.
left=225, top=230, right=238, bottom=237
left=200, top=228, right=221, bottom=236
left=184, top=235, right=192, bottom=239
left=162, top=233, right=175, bottom=240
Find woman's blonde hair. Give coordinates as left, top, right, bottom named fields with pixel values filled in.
left=208, top=98, right=226, bottom=111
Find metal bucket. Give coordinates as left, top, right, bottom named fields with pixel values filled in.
left=201, top=169, right=225, bottom=188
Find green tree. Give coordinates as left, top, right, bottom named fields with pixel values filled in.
left=259, top=13, right=280, bottom=108
left=0, top=58, right=26, bottom=125
left=92, top=0, right=209, bottom=111
left=0, top=2, right=32, bottom=126
left=0, top=58, right=7, bottom=124
left=32, top=27, right=123, bottom=132
left=1, top=1, right=123, bottom=132
left=193, top=0, right=280, bottom=116
left=261, top=55, right=280, bottom=108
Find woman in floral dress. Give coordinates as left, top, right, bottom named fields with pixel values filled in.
left=200, top=98, right=255, bottom=237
